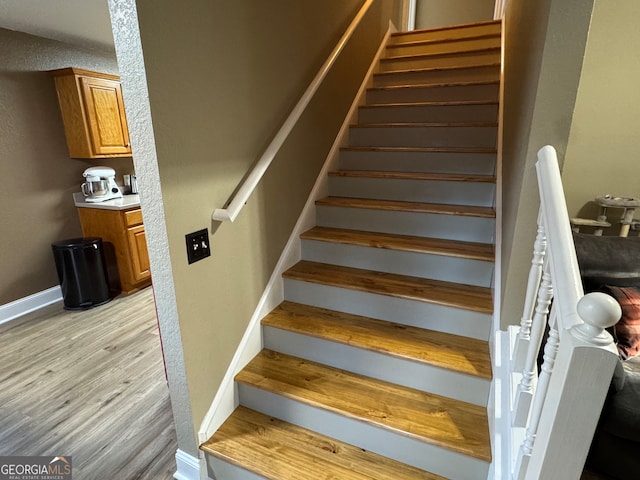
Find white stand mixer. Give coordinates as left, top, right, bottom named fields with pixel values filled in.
left=81, top=166, right=123, bottom=202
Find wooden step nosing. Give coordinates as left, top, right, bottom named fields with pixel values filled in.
left=350, top=122, right=498, bottom=128
left=301, top=227, right=495, bottom=260
left=340, top=146, right=498, bottom=154
left=390, top=19, right=501, bottom=37
left=368, top=80, right=500, bottom=92
left=360, top=100, right=499, bottom=108
left=301, top=239, right=494, bottom=287
left=237, top=354, right=493, bottom=465
left=373, top=62, right=501, bottom=78
left=262, top=327, right=491, bottom=406
left=381, top=46, right=501, bottom=62
left=316, top=197, right=496, bottom=219
left=284, top=280, right=492, bottom=340
left=202, top=407, right=445, bottom=480
left=262, top=311, right=492, bottom=380
left=283, top=261, right=493, bottom=314
left=327, top=171, right=497, bottom=184
left=387, top=33, right=501, bottom=49
left=238, top=383, right=492, bottom=466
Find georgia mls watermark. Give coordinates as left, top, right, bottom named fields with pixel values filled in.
left=0, top=456, right=71, bottom=480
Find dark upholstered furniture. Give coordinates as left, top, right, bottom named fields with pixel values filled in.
left=573, top=233, right=640, bottom=479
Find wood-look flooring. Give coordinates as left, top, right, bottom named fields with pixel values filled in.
left=0, top=288, right=177, bottom=479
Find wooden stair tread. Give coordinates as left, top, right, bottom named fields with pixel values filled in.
left=236, top=350, right=492, bottom=462
left=263, top=301, right=492, bottom=379
left=361, top=99, right=499, bottom=108
left=341, top=146, right=497, bottom=154
left=329, top=170, right=496, bottom=183
left=350, top=121, right=498, bottom=128
left=283, top=260, right=493, bottom=313
left=201, top=406, right=445, bottom=480
left=300, top=226, right=495, bottom=261
left=316, top=196, right=496, bottom=218
left=388, top=32, right=501, bottom=49
left=369, top=80, right=499, bottom=92
left=390, top=19, right=501, bottom=37
left=382, top=46, right=501, bottom=62
left=373, top=62, right=501, bottom=78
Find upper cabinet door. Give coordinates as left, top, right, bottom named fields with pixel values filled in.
left=80, top=76, right=131, bottom=157
left=50, top=67, right=132, bottom=159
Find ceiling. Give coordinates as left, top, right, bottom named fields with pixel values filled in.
left=0, top=0, right=114, bottom=50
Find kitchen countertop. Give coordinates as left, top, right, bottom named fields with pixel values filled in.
left=73, top=192, right=141, bottom=211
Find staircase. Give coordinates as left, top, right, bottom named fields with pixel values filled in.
left=202, top=19, right=501, bottom=480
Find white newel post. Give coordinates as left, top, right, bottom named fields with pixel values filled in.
left=524, top=293, right=621, bottom=480
left=513, top=212, right=547, bottom=371
left=513, top=262, right=553, bottom=427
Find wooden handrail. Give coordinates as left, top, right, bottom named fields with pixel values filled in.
left=212, top=0, right=375, bottom=223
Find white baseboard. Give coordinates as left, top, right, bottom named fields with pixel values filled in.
left=0, top=286, right=62, bottom=325
left=173, top=449, right=200, bottom=480
left=197, top=26, right=394, bottom=446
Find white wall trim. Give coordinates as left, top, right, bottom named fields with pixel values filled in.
left=197, top=25, right=394, bottom=446
left=173, top=449, right=200, bottom=480
left=0, top=286, right=62, bottom=325
left=407, top=0, right=417, bottom=31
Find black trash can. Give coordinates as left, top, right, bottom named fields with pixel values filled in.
left=51, top=237, right=111, bottom=310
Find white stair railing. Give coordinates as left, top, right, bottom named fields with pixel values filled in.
left=507, top=145, right=621, bottom=480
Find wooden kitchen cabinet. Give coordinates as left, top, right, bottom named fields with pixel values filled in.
left=77, top=207, right=151, bottom=294
left=50, top=67, right=132, bottom=159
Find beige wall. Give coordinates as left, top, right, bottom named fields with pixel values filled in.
left=134, top=0, right=402, bottom=436
left=499, top=0, right=594, bottom=328
left=0, top=28, right=133, bottom=305
left=562, top=0, right=640, bottom=231
left=415, top=0, right=494, bottom=29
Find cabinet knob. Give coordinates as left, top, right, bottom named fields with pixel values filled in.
left=125, top=143, right=130, bottom=148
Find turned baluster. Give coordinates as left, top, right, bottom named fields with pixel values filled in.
left=513, top=212, right=547, bottom=371
left=513, top=262, right=553, bottom=427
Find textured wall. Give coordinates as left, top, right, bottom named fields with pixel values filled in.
left=108, top=0, right=198, bottom=457
left=0, top=28, right=133, bottom=305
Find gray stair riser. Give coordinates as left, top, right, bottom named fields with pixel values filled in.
left=301, top=239, right=494, bottom=287
left=237, top=384, right=490, bottom=480
left=390, top=24, right=501, bottom=44
left=339, top=149, right=496, bottom=175
left=358, top=103, right=498, bottom=124
left=366, top=83, right=499, bottom=104
left=386, top=36, right=500, bottom=57
left=317, top=205, right=495, bottom=243
left=380, top=51, right=500, bottom=71
left=283, top=279, right=491, bottom=340
left=328, top=176, right=496, bottom=206
left=349, top=125, right=498, bottom=149
left=206, top=456, right=266, bottom=480
left=373, top=65, right=500, bottom=87
left=263, top=326, right=490, bottom=405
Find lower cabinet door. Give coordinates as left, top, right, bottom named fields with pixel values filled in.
left=126, top=224, right=151, bottom=282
